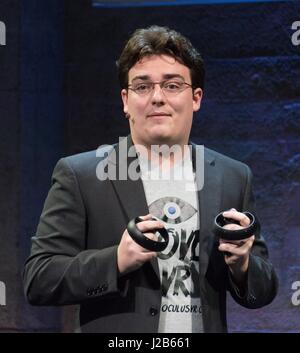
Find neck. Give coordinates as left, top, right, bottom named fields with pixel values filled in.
left=132, top=138, right=191, bottom=168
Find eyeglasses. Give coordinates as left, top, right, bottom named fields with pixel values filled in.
left=127, top=80, right=193, bottom=96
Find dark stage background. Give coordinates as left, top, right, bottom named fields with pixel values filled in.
left=0, top=0, right=299, bottom=332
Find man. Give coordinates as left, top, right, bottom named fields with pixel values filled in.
left=23, top=26, right=278, bottom=333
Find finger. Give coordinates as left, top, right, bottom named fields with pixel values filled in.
left=137, top=219, right=165, bottom=233
left=143, top=232, right=159, bottom=241
left=222, top=224, right=243, bottom=231
left=219, top=246, right=244, bottom=258
left=219, top=235, right=254, bottom=248
left=218, top=243, right=235, bottom=259
left=223, top=235, right=255, bottom=247
left=133, top=232, right=159, bottom=254
left=127, top=233, right=156, bottom=253
left=219, top=238, right=245, bottom=246
left=244, top=235, right=255, bottom=246
left=218, top=241, right=252, bottom=257
left=222, top=210, right=250, bottom=227
left=140, top=251, right=157, bottom=260
left=139, top=214, right=153, bottom=221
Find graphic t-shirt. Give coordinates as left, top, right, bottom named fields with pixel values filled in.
left=139, top=153, right=204, bottom=333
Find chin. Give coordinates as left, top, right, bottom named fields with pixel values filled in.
left=147, top=134, right=175, bottom=146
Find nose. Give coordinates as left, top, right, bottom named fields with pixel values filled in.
left=151, top=83, right=166, bottom=106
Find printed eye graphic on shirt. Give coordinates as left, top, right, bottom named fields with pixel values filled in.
left=149, top=196, right=197, bottom=224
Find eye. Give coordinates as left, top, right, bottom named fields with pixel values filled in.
left=164, top=81, right=182, bottom=91
left=149, top=196, right=197, bottom=224
left=134, top=82, right=151, bottom=93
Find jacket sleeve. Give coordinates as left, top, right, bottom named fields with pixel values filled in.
left=228, top=164, right=278, bottom=308
left=23, top=157, right=128, bottom=306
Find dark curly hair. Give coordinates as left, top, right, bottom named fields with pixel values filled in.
left=116, top=25, right=205, bottom=90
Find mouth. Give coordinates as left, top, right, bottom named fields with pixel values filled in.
left=147, top=112, right=172, bottom=119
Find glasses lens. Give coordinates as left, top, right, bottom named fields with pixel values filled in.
left=162, top=80, right=185, bottom=93
left=131, top=82, right=152, bottom=95
left=129, top=80, right=190, bottom=95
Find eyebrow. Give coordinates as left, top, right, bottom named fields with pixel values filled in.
left=131, top=74, right=185, bottom=83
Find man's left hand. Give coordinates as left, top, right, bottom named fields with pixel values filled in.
left=218, top=208, right=255, bottom=284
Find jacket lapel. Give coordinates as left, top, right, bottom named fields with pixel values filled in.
left=196, top=147, right=222, bottom=278
left=108, top=136, right=160, bottom=278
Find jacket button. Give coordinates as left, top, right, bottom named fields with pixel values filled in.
left=149, top=307, right=158, bottom=316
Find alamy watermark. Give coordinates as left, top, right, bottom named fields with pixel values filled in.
left=0, top=21, right=6, bottom=46
left=291, top=280, right=300, bottom=306
left=96, top=137, right=204, bottom=192
left=291, top=21, right=300, bottom=46
left=0, top=281, right=6, bottom=306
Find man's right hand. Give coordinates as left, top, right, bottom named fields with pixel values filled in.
left=117, top=214, right=165, bottom=276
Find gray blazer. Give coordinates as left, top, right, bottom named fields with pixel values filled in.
left=23, top=136, right=278, bottom=332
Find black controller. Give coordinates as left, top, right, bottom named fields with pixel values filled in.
left=213, top=211, right=259, bottom=241
left=127, top=217, right=169, bottom=252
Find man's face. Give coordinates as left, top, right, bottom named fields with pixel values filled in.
left=121, top=55, right=203, bottom=148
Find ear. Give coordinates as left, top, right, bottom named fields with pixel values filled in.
left=121, top=89, right=129, bottom=115
left=192, top=88, right=203, bottom=112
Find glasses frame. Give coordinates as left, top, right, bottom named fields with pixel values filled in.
left=127, top=79, right=194, bottom=96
